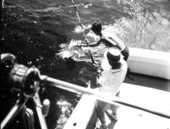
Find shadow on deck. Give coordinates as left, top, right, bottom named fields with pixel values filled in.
left=125, top=72, right=170, bottom=92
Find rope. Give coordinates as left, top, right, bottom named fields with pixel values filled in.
left=70, top=0, right=95, bottom=64
left=2, top=0, right=4, bottom=8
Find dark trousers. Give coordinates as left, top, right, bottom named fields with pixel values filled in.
left=121, top=47, right=129, bottom=61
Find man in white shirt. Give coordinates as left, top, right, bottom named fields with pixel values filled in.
left=95, top=47, right=127, bottom=129
left=81, top=22, right=129, bottom=61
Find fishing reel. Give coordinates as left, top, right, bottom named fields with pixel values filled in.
left=9, top=64, right=41, bottom=98
left=1, top=53, right=41, bottom=97
left=0, top=53, right=49, bottom=129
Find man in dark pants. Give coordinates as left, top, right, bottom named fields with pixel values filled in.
left=81, top=22, right=129, bottom=61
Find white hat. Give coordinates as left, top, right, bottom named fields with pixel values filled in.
left=107, top=47, right=121, bottom=63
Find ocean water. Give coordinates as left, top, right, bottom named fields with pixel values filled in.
left=1, top=0, right=170, bottom=129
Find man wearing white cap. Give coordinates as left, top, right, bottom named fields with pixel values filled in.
left=95, top=47, right=127, bottom=129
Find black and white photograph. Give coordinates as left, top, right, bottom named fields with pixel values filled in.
left=1, top=0, right=170, bottom=129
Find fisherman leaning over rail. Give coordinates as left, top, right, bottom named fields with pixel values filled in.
left=91, top=47, right=128, bottom=129
left=80, top=22, right=129, bottom=61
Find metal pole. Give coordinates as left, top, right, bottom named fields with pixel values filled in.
left=33, top=92, right=48, bottom=129
left=42, top=75, right=170, bottom=119
left=1, top=97, right=29, bottom=129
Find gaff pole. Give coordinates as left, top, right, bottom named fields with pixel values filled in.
left=70, top=0, right=95, bottom=64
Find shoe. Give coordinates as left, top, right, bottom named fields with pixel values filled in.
left=109, top=113, right=118, bottom=121
left=127, top=68, right=134, bottom=80
left=105, top=110, right=118, bottom=121
left=100, top=124, right=108, bottom=129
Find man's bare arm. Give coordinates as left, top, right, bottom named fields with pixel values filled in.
left=80, top=39, right=102, bottom=47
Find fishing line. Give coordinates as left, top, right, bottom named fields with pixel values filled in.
left=2, top=0, right=4, bottom=8
left=70, top=0, right=95, bottom=64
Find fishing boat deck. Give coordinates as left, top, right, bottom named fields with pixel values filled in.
left=100, top=73, right=170, bottom=129
left=63, top=73, right=170, bottom=129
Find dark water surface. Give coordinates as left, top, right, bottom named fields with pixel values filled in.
left=1, top=0, right=170, bottom=129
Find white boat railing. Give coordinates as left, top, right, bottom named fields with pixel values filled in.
left=42, top=75, right=170, bottom=119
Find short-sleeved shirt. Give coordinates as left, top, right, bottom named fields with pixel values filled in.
left=98, top=58, right=127, bottom=96
left=86, top=31, right=100, bottom=43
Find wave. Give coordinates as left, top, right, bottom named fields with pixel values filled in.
left=57, top=0, right=170, bottom=62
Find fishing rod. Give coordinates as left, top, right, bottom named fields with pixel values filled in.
left=70, top=0, right=95, bottom=64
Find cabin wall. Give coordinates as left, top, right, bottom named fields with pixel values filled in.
left=128, top=47, right=170, bottom=80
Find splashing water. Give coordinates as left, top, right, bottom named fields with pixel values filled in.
left=114, top=1, right=170, bottom=51
left=58, top=0, right=170, bottom=62
left=56, top=96, right=73, bottom=129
